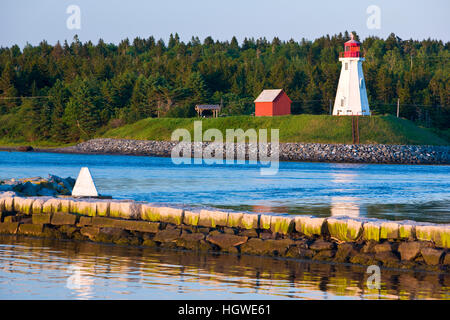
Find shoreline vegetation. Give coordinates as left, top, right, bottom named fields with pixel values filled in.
left=0, top=115, right=449, bottom=148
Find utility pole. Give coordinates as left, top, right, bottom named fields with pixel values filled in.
left=397, top=98, right=400, bottom=118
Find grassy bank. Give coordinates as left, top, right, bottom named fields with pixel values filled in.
left=103, top=115, right=449, bottom=145
left=0, top=115, right=447, bottom=147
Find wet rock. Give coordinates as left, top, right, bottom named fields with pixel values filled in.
left=286, top=246, right=314, bottom=259
left=223, top=227, right=236, bottom=235
left=78, top=216, right=93, bottom=226
left=335, top=243, right=359, bottom=262
left=37, top=188, right=57, bottom=197
left=398, top=241, right=432, bottom=261
left=443, top=253, right=450, bottom=266
left=309, top=239, right=335, bottom=251
left=373, top=242, right=392, bottom=254
left=91, top=216, right=160, bottom=233
left=32, top=213, right=52, bottom=225
left=180, top=231, right=205, bottom=242
left=350, top=253, right=377, bottom=266
left=3, top=215, right=20, bottom=223
left=142, top=239, right=157, bottom=247
left=80, top=226, right=100, bottom=240
left=21, top=182, right=38, bottom=196
left=0, top=185, right=14, bottom=192
left=313, top=250, right=335, bottom=261
left=0, top=222, right=19, bottom=234
left=59, top=225, right=77, bottom=237
left=96, top=227, right=129, bottom=243
left=240, top=238, right=294, bottom=256
left=153, top=228, right=181, bottom=243
left=51, top=212, right=78, bottom=225
left=18, top=224, right=44, bottom=236
left=206, top=231, right=248, bottom=249
left=238, top=229, right=258, bottom=237
left=420, top=248, right=444, bottom=266
left=375, top=251, right=400, bottom=267
left=259, top=230, right=275, bottom=240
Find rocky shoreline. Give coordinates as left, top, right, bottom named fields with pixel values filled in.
left=20, top=138, right=450, bottom=164
left=1, top=193, right=449, bottom=273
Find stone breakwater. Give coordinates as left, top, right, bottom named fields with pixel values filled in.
left=47, top=138, right=450, bottom=164
left=1, top=195, right=449, bottom=272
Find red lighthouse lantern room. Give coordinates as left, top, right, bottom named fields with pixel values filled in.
left=340, top=33, right=361, bottom=58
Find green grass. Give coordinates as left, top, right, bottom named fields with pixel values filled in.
left=1, top=114, right=447, bottom=147
left=102, top=114, right=449, bottom=146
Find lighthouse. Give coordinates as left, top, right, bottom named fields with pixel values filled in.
left=333, top=33, right=370, bottom=116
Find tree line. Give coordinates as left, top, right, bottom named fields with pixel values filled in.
left=0, top=31, right=448, bottom=143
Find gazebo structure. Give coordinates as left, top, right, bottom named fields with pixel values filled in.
left=195, top=104, right=221, bottom=118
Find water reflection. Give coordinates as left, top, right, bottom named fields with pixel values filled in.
left=0, top=236, right=448, bottom=300
left=330, top=197, right=365, bottom=217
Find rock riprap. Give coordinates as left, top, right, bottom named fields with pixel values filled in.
left=0, top=175, right=75, bottom=197
left=0, top=193, right=449, bottom=273
left=51, top=138, right=450, bottom=165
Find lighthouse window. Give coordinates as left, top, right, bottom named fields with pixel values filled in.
left=341, top=99, right=344, bottom=107
left=345, top=63, right=348, bottom=70
left=360, top=78, right=365, bottom=88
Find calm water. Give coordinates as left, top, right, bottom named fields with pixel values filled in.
left=0, top=151, right=449, bottom=223
left=0, top=236, right=448, bottom=300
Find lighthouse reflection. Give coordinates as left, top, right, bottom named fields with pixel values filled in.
left=330, top=196, right=365, bottom=217
left=330, top=171, right=364, bottom=217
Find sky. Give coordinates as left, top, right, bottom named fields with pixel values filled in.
left=1, top=0, right=449, bottom=48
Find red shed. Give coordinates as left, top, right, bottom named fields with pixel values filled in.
left=254, top=89, right=292, bottom=116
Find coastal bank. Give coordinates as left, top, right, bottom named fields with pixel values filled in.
left=1, top=194, right=449, bottom=273
left=19, top=138, right=450, bottom=165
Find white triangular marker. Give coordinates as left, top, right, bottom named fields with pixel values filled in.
left=72, top=167, right=99, bottom=197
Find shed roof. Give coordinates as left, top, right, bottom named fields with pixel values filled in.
left=254, top=89, right=284, bottom=103
left=195, top=104, right=221, bottom=110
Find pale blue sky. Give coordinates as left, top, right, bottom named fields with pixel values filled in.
left=1, top=0, right=449, bottom=47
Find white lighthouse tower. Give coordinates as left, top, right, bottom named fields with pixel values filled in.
left=333, top=33, right=370, bottom=116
